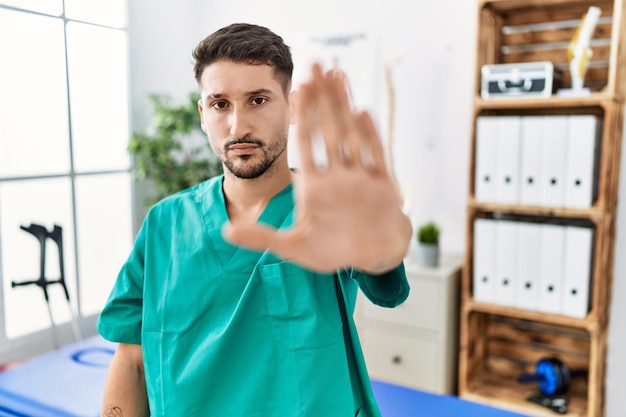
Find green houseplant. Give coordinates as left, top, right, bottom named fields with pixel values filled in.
left=128, top=91, right=223, bottom=207
left=416, top=221, right=440, bottom=267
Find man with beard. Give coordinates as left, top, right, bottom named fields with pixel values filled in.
left=98, top=23, right=412, bottom=417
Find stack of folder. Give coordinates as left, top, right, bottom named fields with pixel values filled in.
left=472, top=114, right=599, bottom=318
left=474, top=115, right=601, bottom=208
left=473, top=218, right=593, bottom=318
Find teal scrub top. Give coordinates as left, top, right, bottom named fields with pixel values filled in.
left=98, top=175, right=410, bottom=417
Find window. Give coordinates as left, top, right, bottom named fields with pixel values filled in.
left=0, top=1, right=132, bottom=350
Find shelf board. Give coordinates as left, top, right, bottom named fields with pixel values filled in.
left=463, top=300, right=594, bottom=331
left=468, top=200, right=605, bottom=221
left=475, top=93, right=618, bottom=111
left=462, top=368, right=588, bottom=417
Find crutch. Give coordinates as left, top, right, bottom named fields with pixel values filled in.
left=11, top=223, right=82, bottom=348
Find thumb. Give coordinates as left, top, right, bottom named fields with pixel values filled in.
left=222, top=222, right=282, bottom=253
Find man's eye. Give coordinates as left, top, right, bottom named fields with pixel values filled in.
left=212, top=101, right=228, bottom=109
left=252, top=97, right=266, bottom=105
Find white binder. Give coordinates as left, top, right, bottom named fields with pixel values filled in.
left=494, top=116, right=522, bottom=204
left=562, top=226, right=594, bottom=318
left=538, top=224, right=565, bottom=314
left=494, top=220, right=518, bottom=306
left=515, top=222, right=541, bottom=311
left=519, top=116, right=543, bottom=206
left=473, top=218, right=497, bottom=303
left=475, top=117, right=497, bottom=203
left=564, top=115, right=599, bottom=209
left=540, top=116, right=568, bottom=207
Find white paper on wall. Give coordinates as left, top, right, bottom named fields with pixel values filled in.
left=289, top=32, right=382, bottom=169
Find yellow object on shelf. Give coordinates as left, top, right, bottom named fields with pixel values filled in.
left=566, top=6, right=602, bottom=93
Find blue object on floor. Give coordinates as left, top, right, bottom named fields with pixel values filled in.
left=371, top=380, right=531, bottom=417
left=0, top=335, right=116, bottom=417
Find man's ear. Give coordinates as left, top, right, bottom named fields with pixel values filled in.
left=289, top=90, right=298, bottom=125
left=198, top=98, right=207, bottom=133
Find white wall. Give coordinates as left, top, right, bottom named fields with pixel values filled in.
left=127, top=0, right=208, bottom=228
left=128, top=1, right=625, bottom=415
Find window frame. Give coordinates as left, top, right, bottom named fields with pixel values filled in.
left=0, top=0, right=132, bottom=361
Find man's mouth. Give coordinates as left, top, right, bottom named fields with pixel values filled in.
left=224, top=139, right=263, bottom=153
left=229, top=144, right=259, bottom=150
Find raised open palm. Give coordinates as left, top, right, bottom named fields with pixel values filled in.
left=224, top=63, right=412, bottom=273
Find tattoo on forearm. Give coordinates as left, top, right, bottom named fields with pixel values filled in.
left=103, top=405, right=123, bottom=417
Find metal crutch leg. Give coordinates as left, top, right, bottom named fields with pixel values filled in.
left=47, top=225, right=82, bottom=342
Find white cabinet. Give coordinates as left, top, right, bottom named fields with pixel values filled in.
left=355, top=254, right=462, bottom=394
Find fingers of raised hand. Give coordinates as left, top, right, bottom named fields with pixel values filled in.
left=297, top=63, right=386, bottom=175
left=353, top=110, right=388, bottom=176
left=296, top=77, right=319, bottom=173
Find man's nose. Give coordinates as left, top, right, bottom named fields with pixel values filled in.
left=229, top=106, right=251, bottom=139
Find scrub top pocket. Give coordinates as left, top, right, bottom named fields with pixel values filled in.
left=259, top=262, right=342, bottom=351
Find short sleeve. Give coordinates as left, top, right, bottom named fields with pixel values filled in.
left=97, top=219, right=148, bottom=344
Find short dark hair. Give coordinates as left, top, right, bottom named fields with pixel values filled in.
left=192, top=23, right=294, bottom=94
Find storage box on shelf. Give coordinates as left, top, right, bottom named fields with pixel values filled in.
left=355, top=254, right=462, bottom=395
left=459, top=1, right=626, bottom=417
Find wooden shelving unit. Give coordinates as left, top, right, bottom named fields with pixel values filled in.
left=458, top=1, right=626, bottom=416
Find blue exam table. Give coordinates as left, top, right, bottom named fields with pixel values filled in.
left=0, top=336, right=115, bottom=417
left=0, top=335, right=530, bottom=416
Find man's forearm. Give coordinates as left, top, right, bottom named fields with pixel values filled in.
left=102, top=344, right=149, bottom=417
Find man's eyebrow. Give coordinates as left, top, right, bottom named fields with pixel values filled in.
left=248, top=88, right=274, bottom=96
left=205, top=88, right=274, bottom=100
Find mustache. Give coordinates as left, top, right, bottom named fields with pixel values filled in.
left=223, top=138, right=264, bottom=151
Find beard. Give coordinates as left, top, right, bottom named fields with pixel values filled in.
left=220, top=137, right=287, bottom=179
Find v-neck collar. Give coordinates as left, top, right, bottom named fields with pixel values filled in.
left=200, top=176, right=294, bottom=272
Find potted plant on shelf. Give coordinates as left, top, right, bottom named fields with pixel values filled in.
left=416, top=221, right=440, bottom=267
left=128, top=91, right=223, bottom=208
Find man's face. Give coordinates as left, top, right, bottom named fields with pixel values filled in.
left=198, top=60, right=293, bottom=179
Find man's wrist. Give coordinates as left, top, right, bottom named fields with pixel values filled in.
left=358, top=214, right=412, bottom=274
